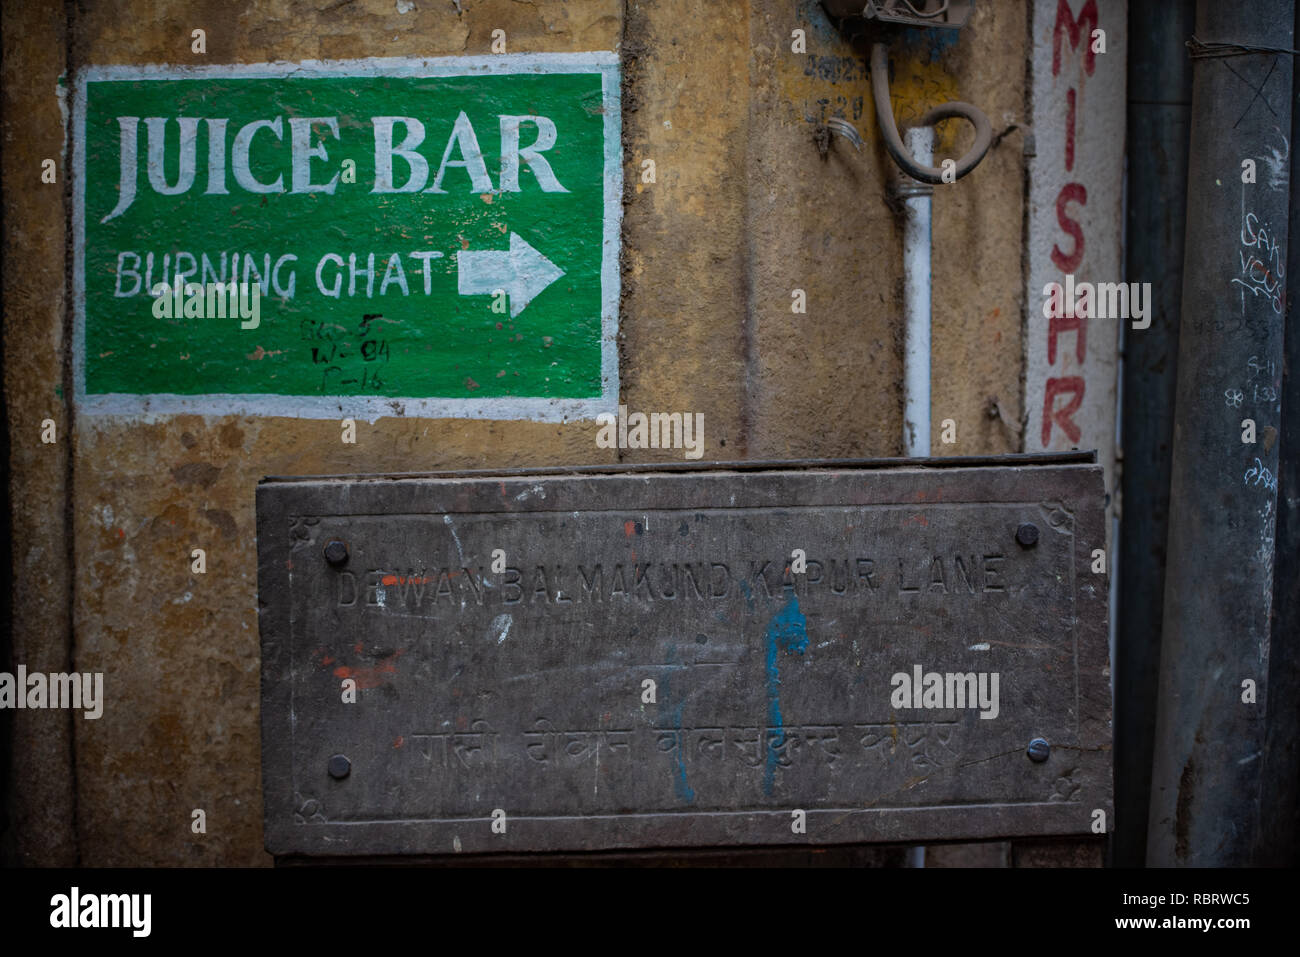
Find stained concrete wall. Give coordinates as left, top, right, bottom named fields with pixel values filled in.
left=4, top=0, right=1033, bottom=865
left=2, top=0, right=76, bottom=867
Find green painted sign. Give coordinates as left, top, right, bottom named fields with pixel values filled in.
left=73, top=55, right=621, bottom=420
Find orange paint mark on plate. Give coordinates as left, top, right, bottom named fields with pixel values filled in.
left=333, top=650, right=403, bottom=689
left=383, top=574, right=431, bottom=586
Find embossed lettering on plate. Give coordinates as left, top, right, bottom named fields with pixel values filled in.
left=258, top=463, right=1110, bottom=856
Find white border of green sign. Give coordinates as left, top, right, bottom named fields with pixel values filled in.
left=72, top=53, right=622, bottom=422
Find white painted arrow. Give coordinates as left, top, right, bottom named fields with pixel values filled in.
left=456, top=232, right=565, bottom=318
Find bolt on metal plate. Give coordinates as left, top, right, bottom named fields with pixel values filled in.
left=257, top=462, right=1110, bottom=857
left=323, top=540, right=349, bottom=566
left=1016, top=523, right=1040, bottom=547
left=327, top=754, right=351, bottom=779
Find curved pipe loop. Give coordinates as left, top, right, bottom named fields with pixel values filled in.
left=870, top=42, right=992, bottom=185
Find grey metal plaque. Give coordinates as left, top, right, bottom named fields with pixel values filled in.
left=257, top=462, right=1111, bottom=856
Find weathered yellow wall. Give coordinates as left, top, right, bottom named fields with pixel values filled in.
left=2, top=0, right=76, bottom=868
left=5, top=0, right=1027, bottom=865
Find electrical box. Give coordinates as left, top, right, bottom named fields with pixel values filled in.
left=822, top=0, right=974, bottom=30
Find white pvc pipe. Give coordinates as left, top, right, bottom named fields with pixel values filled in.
left=902, top=126, right=933, bottom=871
left=902, top=126, right=934, bottom=458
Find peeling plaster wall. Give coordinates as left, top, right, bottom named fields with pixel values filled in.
left=4, top=0, right=1034, bottom=865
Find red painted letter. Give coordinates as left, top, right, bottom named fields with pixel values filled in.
left=1065, top=87, right=1076, bottom=172
left=1053, top=0, right=1098, bottom=78
left=1051, top=183, right=1087, bottom=273
left=1049, top=311, right=1087, bottom=365
left=1042, top=376, right=1086, bottom=445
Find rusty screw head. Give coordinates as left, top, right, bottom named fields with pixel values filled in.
left=1016, top=523, right=1040, bottom=548
left=323, top=540, right=349, bottom=566
left=327, top=754, right=351, bottom=779
left=1027, top=738, right=1050, bottom=763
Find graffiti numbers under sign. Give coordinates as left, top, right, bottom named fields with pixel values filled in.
left=73, top=55, right=622, bottom=420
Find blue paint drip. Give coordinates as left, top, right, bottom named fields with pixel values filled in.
left=738, top=578, right=755, bottom=613
left=672, top=697, right=695, bottom=803
left=763, top=596, right=808, bottom=796
left=902, top=26, right=960, bottom=64
left=798, top=0, right=841, bottom=43
left=658, top=647, right=695, bottom=804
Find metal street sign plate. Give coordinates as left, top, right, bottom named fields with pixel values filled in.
left=73, top=55, right=621, bottom=421
left=257, top=462, right=1110, bottom=856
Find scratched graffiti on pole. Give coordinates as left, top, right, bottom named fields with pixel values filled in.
left=72, top=55, right=622, bottom=420
left=1024, top=1, right=1125, bottom=512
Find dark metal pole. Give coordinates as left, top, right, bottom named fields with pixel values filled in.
left=1255, top=0, right=1300, bottom=868
left=1147, top=0, right=1294, bottom=866
left=1114, top=0, right=1195, bottom=868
